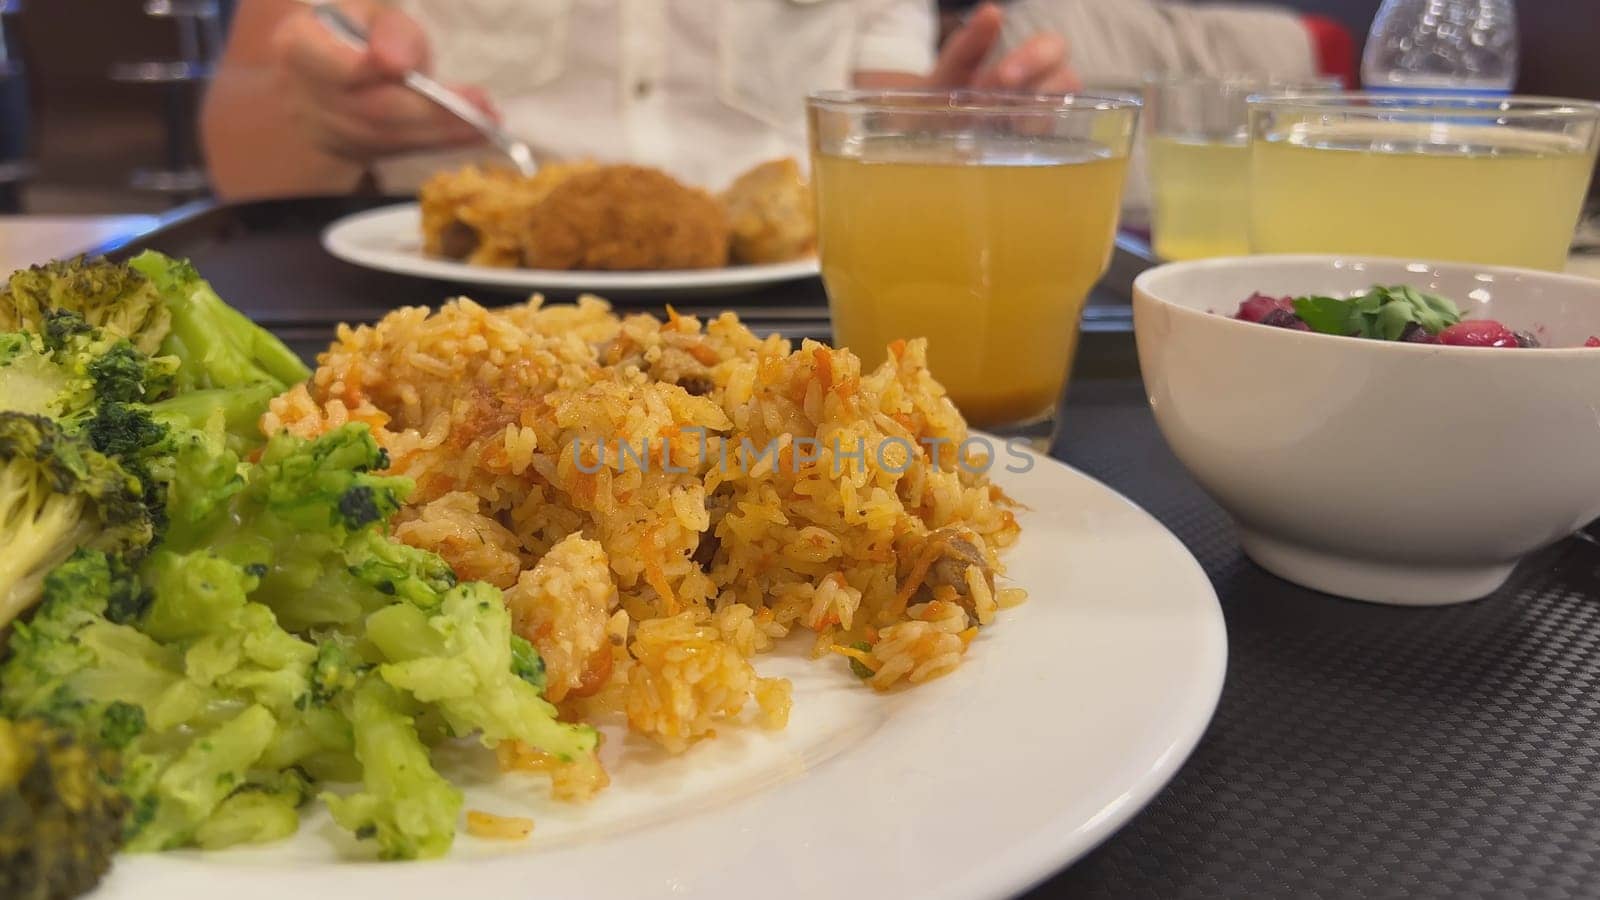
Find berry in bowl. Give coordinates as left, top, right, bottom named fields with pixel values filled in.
left=1133, top=255, right=1600, bottom=605
left=1232, top=284, right=1600, bottom=348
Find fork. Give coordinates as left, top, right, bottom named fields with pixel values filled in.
left=310, top=3, right=538, bottom=177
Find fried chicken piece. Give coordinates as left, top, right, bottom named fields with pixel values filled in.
left=419, top=162, right=594, bottom=267
left=720, top=157, right=816, bottom=264
left=521, top=165, right=730, bottom=270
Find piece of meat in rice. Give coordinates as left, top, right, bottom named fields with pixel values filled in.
left=912, top=525, right=998, bottom=624
left=504, top=534, right=619, bottom=702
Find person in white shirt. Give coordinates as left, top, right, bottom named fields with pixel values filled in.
left=202, top=0, right=1080, bottom=198
left=994, top=0, right=1329, bottom=88
left=986, top=0, right=1341, bottom=228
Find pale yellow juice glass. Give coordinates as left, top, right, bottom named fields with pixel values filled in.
left=1248, top=94, right=1600, bottom=271
left=1143, top=75, right=1339, bottom=261
left=806, top=90, right=1138, bottom=443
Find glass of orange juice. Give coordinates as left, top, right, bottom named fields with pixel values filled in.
left=1248, top=94, right=1600, bottom=270
left=806, top=90, right=1139, bottom=445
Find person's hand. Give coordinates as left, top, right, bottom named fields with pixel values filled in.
left=928, top=2, right=1081, bottom=93
left=268, top=0, right=496, bottom=162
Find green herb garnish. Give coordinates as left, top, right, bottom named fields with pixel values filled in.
left=847, top=641, right=874, bottom=680
left=1290, top=285, right=1462, bottom=340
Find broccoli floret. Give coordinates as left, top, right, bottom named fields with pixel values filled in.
left=321, top=678, right=461, bottom=860
left=301, top=634, right=369, bottom=709
left=139, top=549, right=256, bottom=643
left=0, top=321, right=176, bottom=422
left=367, top=581, right=596, bottom=762
left=126, top=251, right=308, bottom=394
left=97, top=702, right=146, bottom=751
left=251, top=424, right=409, bottom=534
left=3, top=421, right=583, bottom=862
left=0, top=314, right=185, bottom=556
left=0, top=258, right=170, bottom=356
left=127, top=704, right=277, bottom=852
left=164, top=425, right=415, bottom=631
left=84, top=340, right=174, bottom=406
left=2, top=548, right=331, bottom=854
left=0, top=332, right=75, bottom=418
left=147, top=383, right=279, bottom=455
left=194, top=767, right=311, bottom=850
left=38, top=308, right=94, bottom=351
left=83, top=397, right=260, bottom=553
left=167, top=423, right=409, bottom=556
left=3, top=254, right=299, bottom=455
left=344, top=530, right=457, bottom=611
left=138, top=411, right=244, bottom=551
left=80, top=402, right=167, bottom=464
left=0, top=312, right=172, bottom=419
left=510, top=635, right=547, bottom=692
left=0, top=717, right=126, bottom=900
left=337, top=485, right=386, bottom=530
left=0, top=308, right=177, bottom=443
left=0, top=414, right=154, bottom=629
left=0, top=332, right=26, bottom=362
left=1, top=551, right=183, bottom=739
left=36, top=309, right=178, bottom=408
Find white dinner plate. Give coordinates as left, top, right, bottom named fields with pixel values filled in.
left=99, top=453, right=1226, bottom=900
left=322, top=203, right=821, bottom=298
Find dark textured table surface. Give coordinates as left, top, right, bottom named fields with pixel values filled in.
left=106, top=200, right=1600, bottom=899
left=1038, top=381, right=1600, bottom=898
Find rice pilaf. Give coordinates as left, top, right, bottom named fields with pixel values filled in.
left=263, top=295, right=1024, bottom=769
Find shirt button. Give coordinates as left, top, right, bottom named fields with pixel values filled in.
left=634, top=79, right=652, bottom=99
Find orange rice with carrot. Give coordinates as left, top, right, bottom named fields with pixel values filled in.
left=263, top=295, right=1024, bottom=758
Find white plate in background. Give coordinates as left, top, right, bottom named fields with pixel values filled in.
left=322, top=203, right=820, bottom=298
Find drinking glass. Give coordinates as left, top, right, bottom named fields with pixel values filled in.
left=1248, top=93, right=1600, bottom=271
left=1143, top=75, right=1339, bottom=261
left=805, top=90, right=1139, bottom=445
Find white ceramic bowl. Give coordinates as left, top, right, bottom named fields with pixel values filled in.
left=1133, top=255, right=1600, bottom=605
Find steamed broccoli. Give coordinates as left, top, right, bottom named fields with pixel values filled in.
left=2, top=424, right=592, bottom=861
left=126, top=251, right=308, bottom=394
left=157, top=424, right=424, bottom=632
left=145, top=383, right=281, bottom=455
left=0, top=301, right=277, bottom=605
left=0, top=717, right=126, bottom=900
left=1, top=254, right=308, bottom=454
left=322, top=678, right=462, bottom=860
left=193, top=767, right=311, bottom=850
left=0, top=312, right=176, bottom=421
left=2, top=254, right=308, bottom=399
left=510, top=635, right=547, bottom=692
left=0, top=332, right=73, bottom=419
left=303, top=634, right=369, bottom=709
left=0, top=414, right=154, bottom=630
left=1, top=550, right=322, bottom=853
left=0, top=259, right=170, bottom=356
left=1, top=551, right=177, bottom=750
left=367, top=582, right=596, bottom=761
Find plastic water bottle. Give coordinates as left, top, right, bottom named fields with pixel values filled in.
left=1361, top=0, right=1519, bottom=93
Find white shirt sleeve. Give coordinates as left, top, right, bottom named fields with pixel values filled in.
left=853, top=0, right=938, bottom=75
left=1000, top=0, right=1315, bottom=86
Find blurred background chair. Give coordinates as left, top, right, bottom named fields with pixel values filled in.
left=0, top=0, right=30, bottom=213
left=107, top=0, right=226, bottom=201
left=7, top=0, right=234, bottom=214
